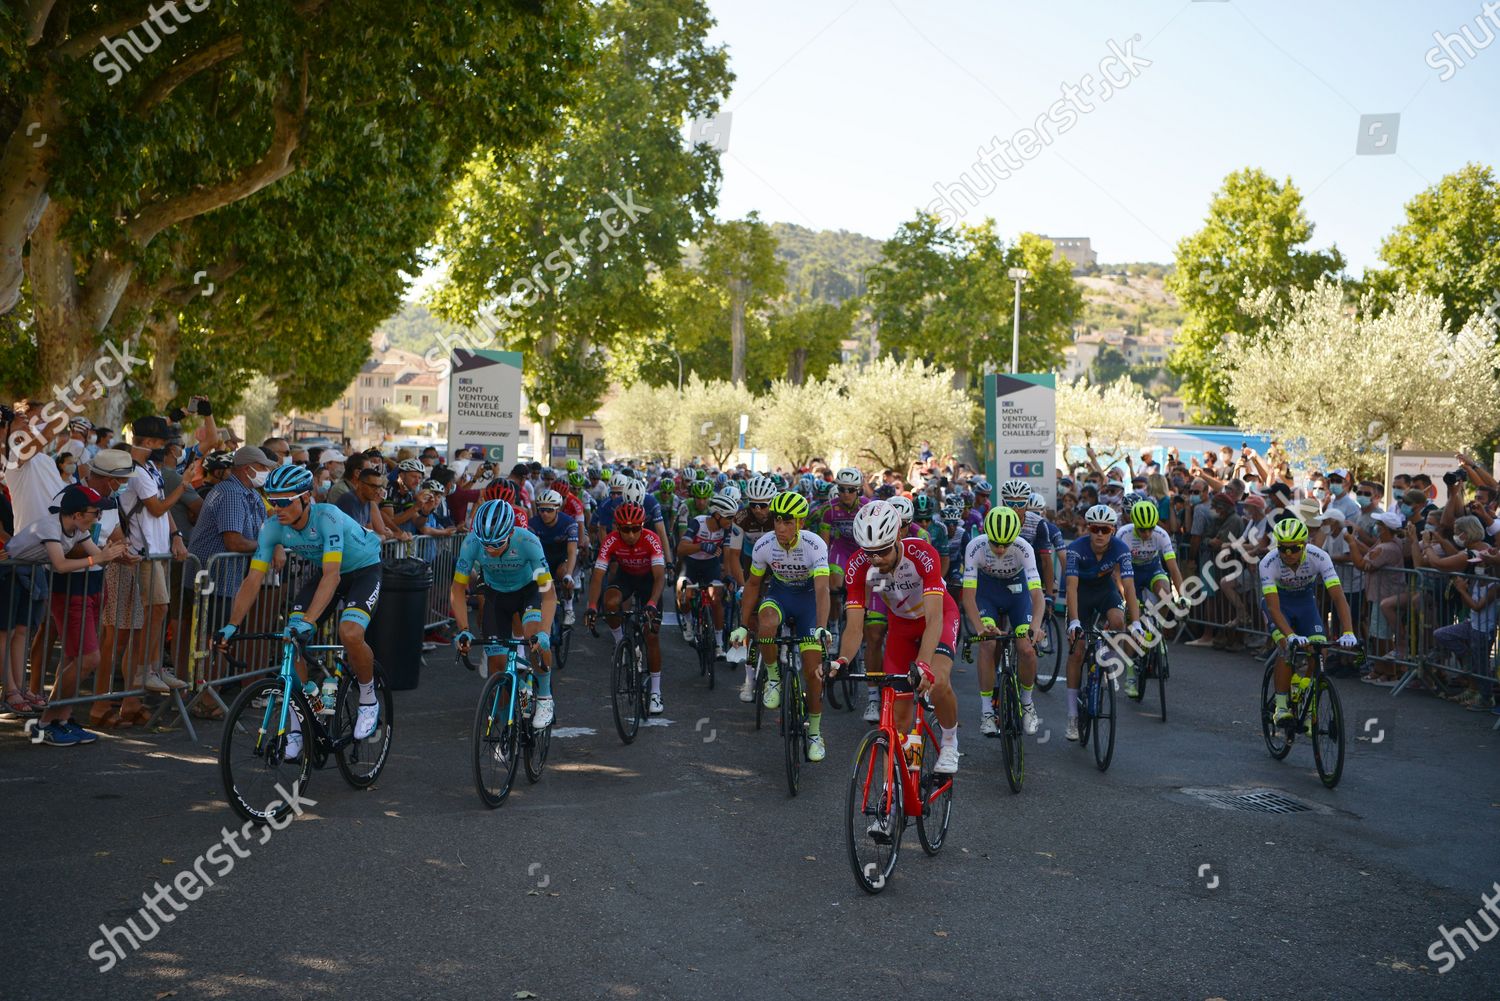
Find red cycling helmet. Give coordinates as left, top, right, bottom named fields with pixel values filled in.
left=614, top=502, right=646, bottom=528
left=483, top=479, right=515, bottom=503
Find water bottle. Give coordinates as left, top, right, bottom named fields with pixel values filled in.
left=303, top=680, right=319, bottom=707
left=904, top=729, right=924, bottom=772
left=320, top=676, right=338, bottom=714
left=519, top=684, right=532, bottom=718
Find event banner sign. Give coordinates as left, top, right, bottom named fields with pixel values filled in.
left=551, top=433, right=583, bottom=465
left=984, top=373, right=1057, bottom=502
left=448, top=349, right=523, bottom=465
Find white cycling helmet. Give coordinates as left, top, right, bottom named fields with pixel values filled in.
left=1026, top=490, right=1047, bottom=511
left=536, top=489, right=563, bottom=509
left=745, top=475, right=777, bottom=503
left=1084, top=503, right=1118, bottom=526
left=889, top=495, right=914, bottom=523
left=709, top=489, right=740, bottom=517
left=853, top=500, right=901, bottom=549
left=620, top=478, right=647, bottom=505
left=834, top=467, right=863, bottom=488
left=1000, top=478, right=1032, bottom=502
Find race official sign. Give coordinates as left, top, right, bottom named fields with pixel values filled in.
left=448, top=349, right=523, bottom=465
left=984, top=373, right=1056, bottom=499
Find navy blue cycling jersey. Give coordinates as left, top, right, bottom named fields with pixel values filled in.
left=595, top=494, right=663, bottom=533
left=1064, top=535, right=1135, bottom=584
left=531, top=511, right=579, bottom=566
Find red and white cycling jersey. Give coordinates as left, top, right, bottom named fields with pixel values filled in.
left=845, top=538, right=946, bottom=621
left=594, top=529, right=665, bottom=576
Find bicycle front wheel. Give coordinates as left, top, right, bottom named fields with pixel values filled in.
left=1035, top=613, right=1062, bottom=692
left=783, top=668, right=804, bottom=797
left=1092, top=671, right=1116, bottom=772
left=1260, top=658, right=1291, bottom=760
left=221, top=677, right=312, bottom=825
left=611, top=640, right=642, bottom=744
left=473, top=671, right=520, bottom=808
left=1312, top=676, right=1345, bottom=788
left=846, top=728, right=902, bottom=894
left=333, top=666, right=393, bottom=789
left=1155, top=640, right=1168, bottom=722
left=753, top=662, right=766, bottom=731
left=1000, top=671, right=1024, bottom=794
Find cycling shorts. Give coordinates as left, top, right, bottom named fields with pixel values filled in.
left=292, top=563, right=381, bottom=629
left=605, top=568, right=655, bottom=609
left=481, top=580, right=542, bottom=636
left=1261, top=590, right=1324, bottom=642
left=758, top=581, right=818, bottom=647
left=1132, top=557, right=1169, bottom=588
left=973, top=576, right=1034, bottom=635
left=879, top=591, right=959, bottom=676
left=1076, top=581, right=1124, bottom=627
left=679, top=558, right=724, bottom=589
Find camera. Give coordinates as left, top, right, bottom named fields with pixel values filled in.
left=1443, top=468, right=1468, bottom=487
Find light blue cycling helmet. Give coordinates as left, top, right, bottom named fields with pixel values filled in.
left=264, top=464, right=314, bottom=495
left=472, top=499, right=516, bottom=546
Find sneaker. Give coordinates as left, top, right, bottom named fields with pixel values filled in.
left=1272, top=706, right=1294, bottom=727
left=867, top=814, right=893, bottom=845
left=807, top=733, right=827, bottom=762
left=63, top=721, right=99, bottom=745
left=863, top=700, right=880, bottom=723
left=283, top=727, right=304, bottom=761
left=144, top=671, right=172, bottom=694
left=562, top=604, right=576, bottom=626
left=1065, top=716, right=1080, bottom=742
left=979, top=713, right=998, bottom=737
left=354, top=702, right=380, bottom=740
left=739, top=679, right=755, bottom=703
left=683, top=621, right=696, bottom=644
left=533, top=696, right=555, bottom=729
left=934, top=745, right=959, bottom=774
left=1465, top=695, right=1495, bottom=712
left=762, top=679, right=782, bottom=710
left=714, top=639, right=726, bottom=661
left=1365, top=676, right=1400, bottom=688
left=1021, top=704, right=1041, bottom=735
left=1185, top=636, right=1216, bottom=648
left=39, top=721, right=85, bottom=746
left=1124, top=673, right=1139, bottom=699
left=649, top=692, right=665, bottom=715
left=157, top=668, right=189, bottom=690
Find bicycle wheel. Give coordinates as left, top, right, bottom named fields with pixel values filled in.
left=999, top=669, right=1024, bottom=794
left=783, top=667, right=804, bottom=797
left=1311, top=677, right=1345, bottom=788
left=916, top=730, right=954, bottom=854
left=333, top=666, right=394, bottom=789
left=1260, top=658, right=1291, bottom=760
left=524, top=685, right=551, bottom=785
left=220, top=677, right=313, bottom=825
left=1035, top=612, right=1062, bottom=692
left=611, top=639, right=641, bottom=744
left=1156, top=640, right=1168, bottom=723
left=753, top=662, right=766, bottom=731
left=1077, top=672, right=1093, bottom=750
left=825, top=660, right=846, bottom=712
left=473, top=670, right=520, bottom=808
left=554, top=622, right=572, bottom=671
left=1093, top=668, right=1116, bottom=772
left=698, top=603, right=715, bottom=689
left=846, top=728, right=902, bottom=894
left=1128, top=646, right=1148, bottom=703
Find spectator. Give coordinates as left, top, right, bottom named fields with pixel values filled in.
left=75, top=449, right=139, bottom=726
left=1349, top=510, right=1408, bottom=685
left=383, top=459, right=427, bottom=533
left=1326, top=469, right=1359, bottom=521
left=339, top=466, right=401, bottom=539
left=1321, top=509, right=1363, bottom=639
left=187, top=446, right=277, bottom=660
left=327, top=452, right=363, bottom=505
left=289, top=443, right=309, bottom=466
left=1430, top=555, right=1497, bottom=709
left=195, top=450, right=235, bottom=499
left=1204, top=493, right=1247, bottom=650
left=261, top=437, right=290, bottom=464
left=420, top=446, right=440, bottom=469
left=94, top=427, right=115, bottom=451
left=57, top=417, right=94, bottom=465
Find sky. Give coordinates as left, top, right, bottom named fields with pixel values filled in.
left=701, top=0, right=1500, bottom=272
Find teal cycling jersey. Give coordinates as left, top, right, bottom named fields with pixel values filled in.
left=250, top=503, right=383, bottom=574
left=453, top=527, right=552, bottom=593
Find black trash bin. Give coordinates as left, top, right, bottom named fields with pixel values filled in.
left=367, top=557, right=433, bottom=691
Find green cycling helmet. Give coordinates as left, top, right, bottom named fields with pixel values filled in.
left=769, top=490, right=810, bottom=520
left=690, top=479, right=714, bottom=499
left=1271, top=516, right=1309, bottom=546
left=983, top=505, right=1022, bottom=546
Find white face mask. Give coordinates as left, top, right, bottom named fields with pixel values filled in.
left=280, top=455, right=292, bottom=467
left=249, top=469, right=270, bottom=488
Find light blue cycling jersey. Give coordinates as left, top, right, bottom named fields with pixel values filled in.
left=453, top=528, right=553, bottom=592
left=250, top=503, right=382, bottom=574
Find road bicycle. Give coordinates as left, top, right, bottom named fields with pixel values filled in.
left=839, top=663, right=954, bottom=894
left=681, top=580, right=720, bottom=690
left=963, top=630, right=1023, bottom=794
left=1072, top=622, right=1118, bottom=772
left=218, top=631, right=393, bottom=824
left=461, top=634, right=551, bottom=807
left=1259, top=639, right=1347, bottom=788
left=1128, top=620, right=1169, bottom=722
left=549, top=576, right=575, bottom=671
left=821, top=599, right=861, bottom=712
left=1033, top=603, right=1063, bottom=692
left=591, top=606, right=654, bottom=744
left=762, top=625, right=828, bottom=797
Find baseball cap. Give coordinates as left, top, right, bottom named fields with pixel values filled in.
left=232, top=446, right=274, bottom=468
left=1372, top=511, right=1405, bottom=531
left=130, top=415, right=171, bottom=440
left=320, top=449, right=348, bottom=465
left=50, top=484, right=115, bottom=515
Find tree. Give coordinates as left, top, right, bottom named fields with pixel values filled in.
left=2, top=1, right=589, bottom=420
left=830, top=357, right=975, bottom=472
left=756, top=300, right=854, bottom=386
left=692, top=214, right=787, bottom=387
left=238, top=375, right=280, bottom=446
left=1167, top=168, right=1346, bottom=423
left=1366, top=163, right=1500, bottom=332
left=1056, top=376, right=1160, bottom=470
left=371, top=404, right=408, bottom=437
left=427, top=0, right=732, bottom=424
left=1089, top=346, right=1129, bottom=385
left=1222, top=280, right=1500, bottom=474
left=675, top=375, right=754, bottom=468
left=599, top=381, right=680, bottom=461
left=755, top=377, right=843, bottom=469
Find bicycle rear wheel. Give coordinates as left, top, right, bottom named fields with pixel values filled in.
left=220, top=677, right=312, bottom=825
left=1312, top=676, right=1345, bottom=788
left=753, top=662, right=766, bottom=730
left=611, top=639, right=642, bottom=744
left=1093, top=669, right=1116, bottom=772
left=1260, top=658, right=1291, bottom=760
left=473, top=671, right=520, bottom=808
left=697, top=602, right=715, bottom=689
left=524, top=686, right=551, bottom=784
left=333, top=665, right=393, bottom=789
left=1035, top=613, right=1062, bottom=692
left=846, top=728, right=902, bottom=893
left=783, top=667, right=804, bottom=797
left=1155, top=640, right=1168, bottom=723
left=916, top=728, right=954, bottom=853
left=999, top=669, right=1024, bottom=794
left=554, top=622, right=572, bottom=671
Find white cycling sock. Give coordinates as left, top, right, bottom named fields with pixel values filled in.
left=940, top=725, right=958, bottom=748
left=1020, top=684, right=1034, bottom=707
left=978, top=694, right=993, bottom=716
left=610, top=626, right=623, bottom=643
left=650, top=673, right=662, bottom=695
left=1066, top=688, right=1079, bottom=716
left=358, top=681, right=376, bottom=705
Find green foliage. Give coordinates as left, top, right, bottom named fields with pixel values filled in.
left=1166, top=168, right=1345, bottom=423
left=768, top=223, right=883, bottom=305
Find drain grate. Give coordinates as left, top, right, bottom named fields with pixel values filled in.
left=1181, top=787, right=1311, bottom=814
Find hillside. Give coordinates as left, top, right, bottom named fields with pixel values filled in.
left=1075, top=266, right=1182, bottom=337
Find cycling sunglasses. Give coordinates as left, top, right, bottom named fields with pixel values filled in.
left=1277, top=544, right=1305, bottom=554
left=617, top=525, right=644, bottom=534
left=1087, top=525, right=1113, bottom=535
left=862, top=543, right=897, bottom=558
left=748, top=502, right=769, bottom=510
left=267, top=492, right=308, bottom=508
left=837, top=486, right=859, bottom=494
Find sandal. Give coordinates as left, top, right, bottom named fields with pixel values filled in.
left=113, top=705, right=154, bottom=728
left=89, top=706, right=121, bottom=728
left=3, top=691, right=37, bottom=716
left=24, top=690, right=48, bottom=711
left=189, top=702, right=225, bottom=721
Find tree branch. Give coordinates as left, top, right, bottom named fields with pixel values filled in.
left=133, top=34, right=246, bottom=115
left=23, top=0, right=58, bottom=46
left=54, top=6, right=161, bottom=59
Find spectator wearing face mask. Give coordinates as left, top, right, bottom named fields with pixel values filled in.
left=1320, top=509, right=1363, bottom=641
left=260, top=437, right=290, bottom=465
left=327, top=453, right=363, bottom=505
left=1323, top=470, right=1358, bottom=521
left=1348, top=510, right=1409, bottom=684
left=1352, top=481, right=1384, bottom=542
left=188, top=446, right=277, bottom=639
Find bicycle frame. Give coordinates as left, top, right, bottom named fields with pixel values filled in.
left=861, top=672, right=951, bottom=820
left=258, top=636, right=348, bottom=752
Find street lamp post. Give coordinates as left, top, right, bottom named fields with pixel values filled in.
left=536, top=401, right=551, bottom=465
left=1007, top=267, right=1029, bottom=374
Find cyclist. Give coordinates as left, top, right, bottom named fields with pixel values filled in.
left=531, top=489, right=580, bottom=628
left=889, top=494, right=925, bottom=541
left=1262, top=517, right=1357, bottom=727
left=961, top=505, right=1044, bottom=738
left=450, top=500, right=558, bottom=728
left=1116, top=498, right=1186, bottom=697
left=819, top=466, right=868, bottom=630
left=657, top=478, right=683, bottom=549
left=828, top=500, right=961, bottom=773
left=482, top=478, right=529, bottom=530
left=941, top=497, right=970, bottom=599
left=966, top=478, right=994, bottom=526
left=737, top=475, right=777, bottom=573
left=1000, top=479, right=1058, bottom=602
left=675, top=489, right=746, bottom=659
left=675, top=479, right=715, bottom=550
left=730, top=491, right=833, bottom=758
left=1063, top=504, right=1147, bottom=742
left=214, top=465, right=386, bottom=757
left=585, top=502, right=669, bottom=714
left=914, top=494, right=950, bottom=578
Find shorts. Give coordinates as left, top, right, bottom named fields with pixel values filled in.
left=828, top=542, right=857, bottom=583
left=605, top=568, right=654, bottom=609
left=1261, top=590, right=1324, bottom=642
left=880, top=592, right=959, bottom=675
left=481, top=580, right=541, bottom=637
left=758, top=582, right=818, bottom=645
left=0, top=566, right=45, bottom=631
left=292, top=562, right=382, bottom=629
left=50, top=592, right=102, bottom=659
left=1366, top=597, right=1392, bottom=640
left=864, top=592, right=888, bottom=627
left=972, top=576, right=1034, bottom=635
left=1132, top=557, right=1169, bottom=589
left=102, top=562, right=146, bottom=630
left=141, top=560, right=169, bottom=607
left=1075, top=582, right=1124, bottom=626
left=680, top=557, right=723, bottom=589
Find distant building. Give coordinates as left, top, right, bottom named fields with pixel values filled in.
left=1041, top=236, right=1098, bottom=274
left=1158, top=397, right=1187, bottom=424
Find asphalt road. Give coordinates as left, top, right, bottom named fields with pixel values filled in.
left=4, top=617, right=1499, bottom=1001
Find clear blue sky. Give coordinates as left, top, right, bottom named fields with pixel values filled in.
left=704, top=0, right=1500, bottom=271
